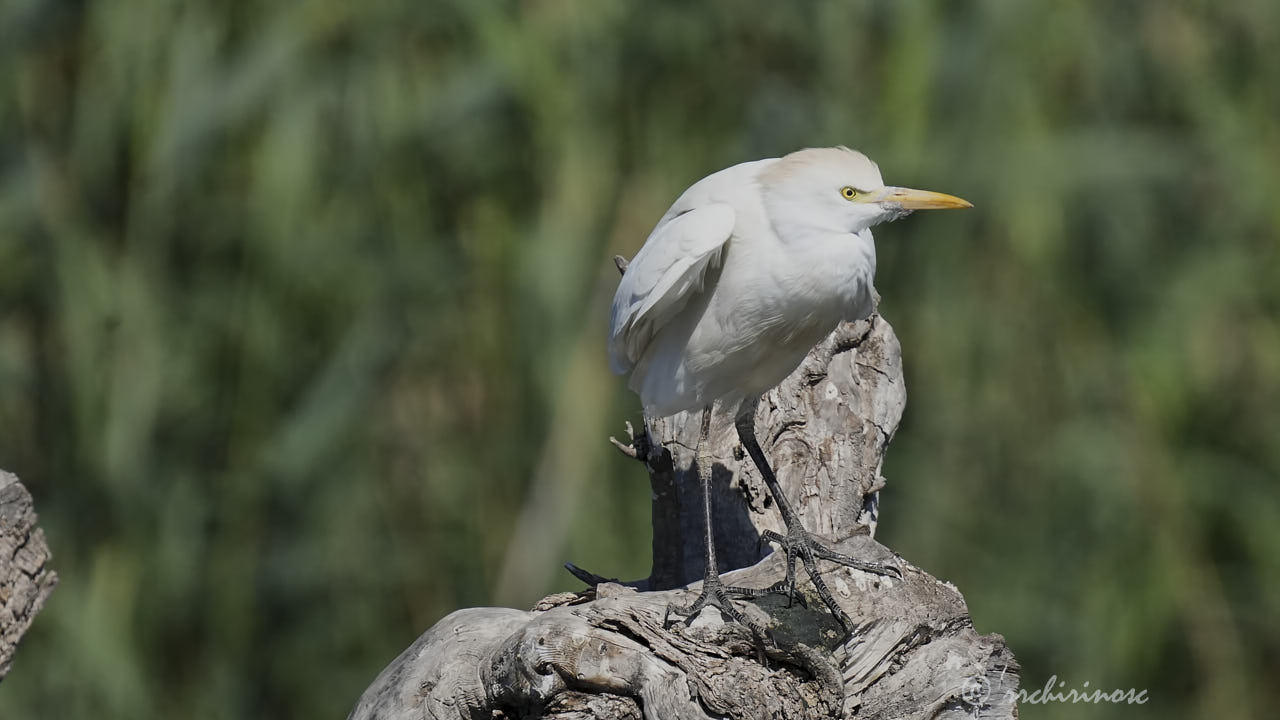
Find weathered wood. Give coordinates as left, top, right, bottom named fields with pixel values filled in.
left=350, top=315, right=1020, bottom=719
left=350, top=536, right=1018, bottom=720
left=0, top=470, right=58, bottom=681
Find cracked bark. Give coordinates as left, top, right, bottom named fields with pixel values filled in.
left=0, top=470, right=58, bottom=681
left=350, top=315, right=1020, bottom=719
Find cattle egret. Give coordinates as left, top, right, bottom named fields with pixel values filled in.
left=609, top=147, right=971, bottom=632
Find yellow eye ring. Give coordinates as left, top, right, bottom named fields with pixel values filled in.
left=841, top=186, right=859, bottom=200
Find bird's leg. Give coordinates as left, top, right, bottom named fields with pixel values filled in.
left=665, top=406, right=772, bottom=640
left=734, top=400, right=900, bottom=632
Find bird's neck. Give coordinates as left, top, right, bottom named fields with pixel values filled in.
left=774, top=223, right=876, bottom=271
left=768, top=226, right=878, bottom=322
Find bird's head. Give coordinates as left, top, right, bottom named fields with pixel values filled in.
left=760, top=147, right=971, bottom=237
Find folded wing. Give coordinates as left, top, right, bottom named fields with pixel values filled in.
left=608, top=203, right=736, bottom=374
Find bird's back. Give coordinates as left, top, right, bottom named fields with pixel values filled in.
left=608, top=159, right=775, bottom=374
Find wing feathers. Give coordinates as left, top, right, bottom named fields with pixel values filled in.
left=608, top=203, right=735, bottom=374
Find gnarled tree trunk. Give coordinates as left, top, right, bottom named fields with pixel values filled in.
left=350, top=315, right=1019, bottom=719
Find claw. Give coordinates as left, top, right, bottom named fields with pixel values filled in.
left=665, top=577, right=773, bottom=643
left=808, top=543, right=902, bottom=580
left=756, top=529, right=898, bottom=632
left=563, top=562, right=618, bottom=587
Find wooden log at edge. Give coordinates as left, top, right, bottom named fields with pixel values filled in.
left=349, top=315, right=1021, bottom=719
left=0, top=470, right=58, bottom=681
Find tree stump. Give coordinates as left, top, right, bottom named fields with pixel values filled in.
left=349, top=316, right=1020, bottom=719
left=0, top=470, right=58, bottom=681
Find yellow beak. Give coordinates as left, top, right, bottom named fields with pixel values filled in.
left=871, top=186, right=972, bottom=210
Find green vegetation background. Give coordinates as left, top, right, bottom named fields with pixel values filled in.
left=1, top=0, right=1277, bottom=717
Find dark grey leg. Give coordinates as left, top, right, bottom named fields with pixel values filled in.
left=735, top=398, right=900, bottom=632
left=665, top=406, right=771, bottom=638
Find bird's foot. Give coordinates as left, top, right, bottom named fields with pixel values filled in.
left=664, top=574, right=773, bottom=642
left=759, top=528, right=901, bottom=632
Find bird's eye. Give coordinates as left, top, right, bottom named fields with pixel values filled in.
left=841, top=186, right=859, bottom=200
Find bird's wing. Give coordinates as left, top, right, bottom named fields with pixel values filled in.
left=608, top=202, right=736, bottom=374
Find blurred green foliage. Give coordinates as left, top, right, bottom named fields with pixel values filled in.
left=1, top=0, right=1277, bottom=717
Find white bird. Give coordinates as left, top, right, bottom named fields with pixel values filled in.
left=609, top=147, right=970, bottom=632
